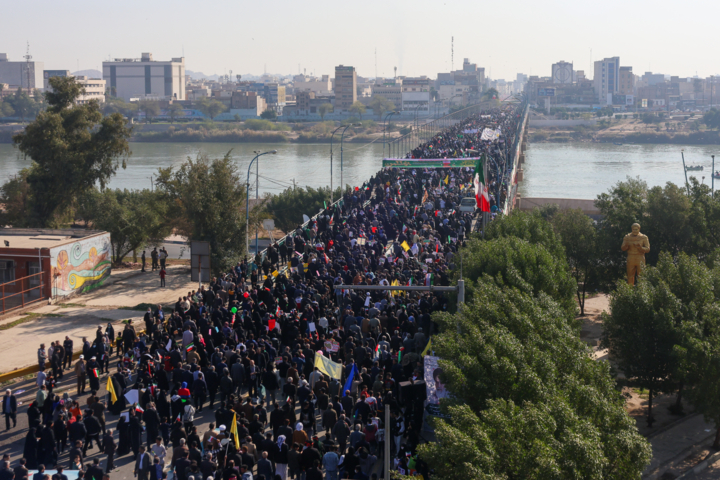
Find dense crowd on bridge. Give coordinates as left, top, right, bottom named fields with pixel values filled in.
left=2, top=103, right=525, bottom=480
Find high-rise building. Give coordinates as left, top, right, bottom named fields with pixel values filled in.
left=334, top=65, right=357, bottom=111
left=619, top=66, right=634, bottom=96
left=102, top=53, right=185, bottom=102
left=594, top=57, right=620, bottom=105
left=401, top=77, right=431, bottom=112
left=551, top=61, right=574, bottom=84
left=0, top=53, right=44, bottom=90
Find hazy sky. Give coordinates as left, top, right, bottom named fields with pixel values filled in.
left=2, top=0, right=718, bottom=81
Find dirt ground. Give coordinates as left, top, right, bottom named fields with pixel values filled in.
left=577, top=293, right=695, bottom=435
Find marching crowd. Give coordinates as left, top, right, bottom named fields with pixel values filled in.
left=1, top=103, right=525, bottom=480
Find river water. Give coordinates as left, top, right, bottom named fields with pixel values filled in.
left=0, top=142, right=387, bottom=196
left=518, top=143, right=720, bottom=199
left=2, top=142, right=720, bottom=199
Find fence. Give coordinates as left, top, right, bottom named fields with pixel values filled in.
left=0, top=271, right=48, bottom=315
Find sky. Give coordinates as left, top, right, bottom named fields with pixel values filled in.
left=2, top=0, right=719, bottom=81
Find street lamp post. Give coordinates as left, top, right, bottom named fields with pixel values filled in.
left=330, top=125, right=345, bottom=204
left=383, top=111, right=399, bottom=158
left=339, top=123, right=360, bottom=191
left=246, top=150, right=277, bottom=256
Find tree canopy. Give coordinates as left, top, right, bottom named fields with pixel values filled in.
left=12, top=76, right=132, bottom=226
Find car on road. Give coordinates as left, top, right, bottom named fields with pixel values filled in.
left=459, top=196, right=477, bottom=213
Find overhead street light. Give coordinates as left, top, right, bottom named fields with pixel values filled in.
left=246, top=150, right=278, bottom=256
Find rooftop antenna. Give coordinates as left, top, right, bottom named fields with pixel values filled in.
left=394, top=66, right=397, bottom=79
left=451, top=36, right=454, bottom=72
left=23, top=41, right=32, bottom=91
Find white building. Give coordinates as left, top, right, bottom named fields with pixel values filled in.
left=552, top=61, right=574, bottom=84
left=44, top=71, right=106, bottom=104
left=0, top=53, right=44, bottom=90
left=401, top=77, right=431, bottom=112
left=594, top=57, right=620, bottom=105
left=102, top=53, right=185, bottom=102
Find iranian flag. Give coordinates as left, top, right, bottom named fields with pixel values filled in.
left=474, top=155, right=491, bottom=212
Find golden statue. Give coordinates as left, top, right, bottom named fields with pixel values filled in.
left=621, top=223, right=650, bottom=285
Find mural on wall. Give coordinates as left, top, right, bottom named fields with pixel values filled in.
left=50, top=233, right=112, bottom=297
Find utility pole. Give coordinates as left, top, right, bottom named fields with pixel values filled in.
left=23, top=42, right=32, bottom=93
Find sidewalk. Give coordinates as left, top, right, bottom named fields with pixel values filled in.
left=644, top=414, right=716, bottom=478
left=0, top=265, right=196, bottom=374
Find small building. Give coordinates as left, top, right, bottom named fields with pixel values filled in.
left=0, top=229, right=111, bottom=314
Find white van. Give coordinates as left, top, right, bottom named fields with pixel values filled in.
left=459, top=196, right=477, bottom=213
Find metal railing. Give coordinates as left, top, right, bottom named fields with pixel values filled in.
left=385, top=102, right=502, bottom=159
left=0, top=271, right=48, bottom=314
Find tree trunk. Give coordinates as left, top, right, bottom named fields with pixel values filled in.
left=714, top=424, right=720, bottom=450
left=647, top=388, right=655, bottom=428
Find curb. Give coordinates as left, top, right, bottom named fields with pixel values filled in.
left=677, top=449, right=720, bottom=479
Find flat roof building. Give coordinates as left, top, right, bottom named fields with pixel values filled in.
left=334, top=65, right=357, bottom=111
left=103, top=53, right=185, bottom=102
left=0, top=53, right=44, bottom=90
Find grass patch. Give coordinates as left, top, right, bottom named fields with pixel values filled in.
left=58, top=303, right=86, bottom=308
left=119, top=303, right=156, bottom=312
left=0, top=312, right=64, bottom=330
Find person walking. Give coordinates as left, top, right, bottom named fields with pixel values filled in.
left=141, top=251, right=147, bottom=272
left=103, top=429, right=116, bottom=472
left=151, top=248, right=158, bottom=271
left=2, top=389, right=17, bottom=431
left=159, top=268, right=166, bottom=288
left=38, top=344, right=47, bottom=370
left=74, top=356, right=87, bottom=395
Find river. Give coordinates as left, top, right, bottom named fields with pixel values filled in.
left=2, top=142, right=720, bottom=199
left=518, top=143, right=720, bottom=200
left=0, top=142, right=387, bottom=196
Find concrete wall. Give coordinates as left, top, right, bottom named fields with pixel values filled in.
left=518, top=197, right=600, bottom=215
left=49, top=232, right=112, bottom=298
left=529, top=119, right=599, bottom=127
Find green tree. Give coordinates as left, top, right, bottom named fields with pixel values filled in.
left=0, top=169, right=31, bottom=227
left=368, top=96, right=395, bottom=119
left=102, top=97, right=138, bottom=119
left=348, top=101, right=366, bottom=120
left=482, top=87, right=499, bottom=100
left=702, top=108, right=720, bottom=130
left=483, top=209, right=566, bottom=260
left=6, top=88, right=34, bottom=122
left=260, top=109, right=277, bottom=120
left=422, top=278, right=652, bottom=479
left=155, top=153, right=249, bottom=274
left=197, top=98, right=227, bottom=120
left=265, top=185, right=343, bottom=232
left=318, top=103, right=333, bottom=120
left=11, top=76, right=132, bottom=226
left=138, top=100, right=161, bottom=123
left=80, top=188, right=172, bottom=265
left=457, top=235, right=577, bottom=317
left=551, top=208, right=600, bottom=315
left=168, top=102, right=184, bottom=123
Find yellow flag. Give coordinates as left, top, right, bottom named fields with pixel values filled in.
left=314, top=353, right=343, bottom=380
left=401, top=241, right=410, bottom=252
left=391, top=279, right=400, bottom=297
left=106, top=376, right=118, bottom=403
left=271, top=270, right=279, bottom=277
left=229, top=412, right=240, bottom=448
left=421, top=339, right=432, bottom=357
left=444, top=175, right=449, bottom=185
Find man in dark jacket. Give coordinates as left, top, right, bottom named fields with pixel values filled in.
left=143, top=404, right=162, bottom=448
left=2, top=389, right=17, bottom=431
left=103, top=429, right=116, bottom=472
left=84, top=459, right=103, bottom=480
left=83, top=411, right=103, bottom=456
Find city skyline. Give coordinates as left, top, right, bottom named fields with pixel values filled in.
left=2, top=0, right=719, bottom=82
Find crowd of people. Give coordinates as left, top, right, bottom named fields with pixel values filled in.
left=2, top=103, right=526, bottom=480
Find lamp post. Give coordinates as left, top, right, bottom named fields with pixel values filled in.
left=383, top=111, right=399, bottom=158
left=339, top=123, right=360, bottom=191
left=246, top=150, right=277, bottom=256
left=713, top=155, right=716, bottom=199
left=330, top=125, right=345, bottom=204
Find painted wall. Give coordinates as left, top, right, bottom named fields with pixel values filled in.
left=50, top=233, right=112, bottom=297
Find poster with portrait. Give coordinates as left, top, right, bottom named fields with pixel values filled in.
left=424, top=355, right=449, bottom=417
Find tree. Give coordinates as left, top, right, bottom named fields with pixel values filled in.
left=103, top=97, right=138, bottom=119
left=80, top=188, right=172, bottom=265
left=168, top=102, right=184, bottom=123
left=702, top=108, right=720, bottom=130
left=482, top=87, right=499, bottom=100
left=457, top=235, right=577, bottom=318
left=348, top=101, right=366, bottom=120
left=11, top=76, right=132, bottom=227
left=421, top=277, right=652, bottom=479
left=483, top=209, right=566, bottom=260
left=260, top=109, right=277, bottom=120
left=551, top=208, right=601, bottom=315
left=0, top=169, right=31, bottom=227
left=265, top=185, right=343, bottom=232
left=138, top=100, right=161, bottom=123
left=369, top=96, right=394, bottom=119
left=318, top=103, right=333, bottom=120
left=155, top=153, right=249, bottom=274
left=196, top=98, right=227, bottom=120
left=6, top=88, right=34, bottom=122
